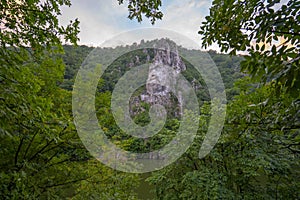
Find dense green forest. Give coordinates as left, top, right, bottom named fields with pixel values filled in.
left=61, top=41, right=243, bottom=156
left=1, top=0, right=299, bottom=199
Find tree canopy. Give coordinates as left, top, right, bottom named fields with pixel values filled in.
left=0, top=0, right=299, bottom=199
left=0, top=0, right=79, bottom=53
left=199, top=0, right=299, bottom=96
left=118, top=0, right=300, bottom=199
left=119, top=0, right=299, bottom=96
left=0, top=0, right=138, bottom=198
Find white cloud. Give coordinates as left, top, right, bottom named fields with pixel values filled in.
left=59, top=0, right=214, bottom=49
left=59, top=0, right=129, bottom=46
left=156, top=0, right=211, bottom=49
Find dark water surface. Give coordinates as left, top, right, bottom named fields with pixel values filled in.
left=136, top=172, right=155, bottom=200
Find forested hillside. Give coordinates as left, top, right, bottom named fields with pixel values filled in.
left=1, top=0, right=299, bottom=199
left=59, top=40, right=298, bottom=199
left=60, top=42, right=243, bottom=100
left=1, top=40, right=299, bottom=199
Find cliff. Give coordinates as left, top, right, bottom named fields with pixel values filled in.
left=134, top=39, right=187, bottom=117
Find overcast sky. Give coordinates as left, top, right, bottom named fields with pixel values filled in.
left=59, top=0, right=213, bottom=49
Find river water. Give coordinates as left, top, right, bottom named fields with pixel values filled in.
left=135, top=172, right=155, bottom=200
